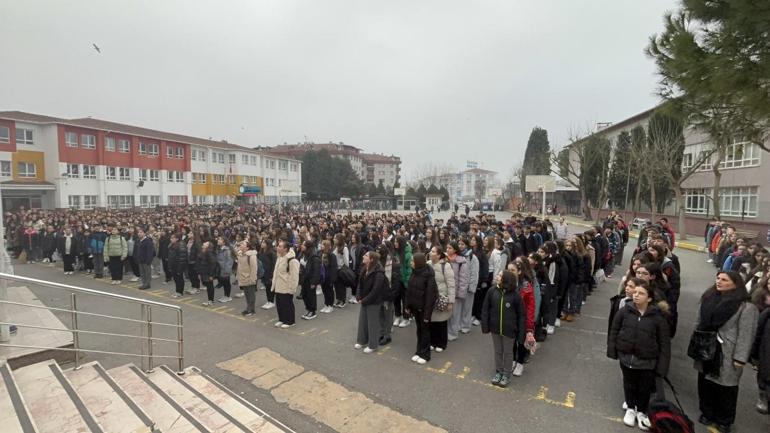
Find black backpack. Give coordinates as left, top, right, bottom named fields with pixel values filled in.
left=648, top=377, right=694, bottom=433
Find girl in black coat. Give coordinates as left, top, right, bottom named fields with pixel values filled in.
left=167, top=234, right=187, bottom=297
left=197, top=241, right=218, bottom=306
left=472, top=235, right=490, bottom=325
left=481, top=270, right=525, bottom=388
left=608, top=281, right=671, bottom=431
left=355, top=251, right=387, bottom=353
left=319, top=239, right=339, bottom=314
left=751, top=277, right=770, bottom=414
left=299, top=240, right=322, bottom=320
left=404, top=253, right=438, bottom=364
left=259, top=240, right=277, bottom=309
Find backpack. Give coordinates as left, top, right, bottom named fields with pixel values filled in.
left=648, top=377, right=694, bottom=433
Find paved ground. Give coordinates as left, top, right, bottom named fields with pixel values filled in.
left=9, top=224, right=769, bottom=433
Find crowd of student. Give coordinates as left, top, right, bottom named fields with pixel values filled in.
left=4, top=205, right=770, bottom=433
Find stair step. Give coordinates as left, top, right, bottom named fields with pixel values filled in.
left=13, top=360, right=104, bottom=433
left=0, top=361, right=38, bottom=433
left=146, top=365, right=245, bottom=433
left=108, top=364, right=208, bottom=433
left=178, top=367, right=286, bottom=433
left=66, top=362, right=154, bottom=433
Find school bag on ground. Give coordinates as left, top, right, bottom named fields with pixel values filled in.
left=648, top=377, right=694, bottom=433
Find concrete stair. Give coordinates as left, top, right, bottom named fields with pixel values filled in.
left=0, top=359, right=292, bottom=433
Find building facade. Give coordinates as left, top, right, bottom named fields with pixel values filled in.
left=416, top=167, right=499, bottom=203
left=264, top=142, right=401, bottom=189
left=0, top=111, right=302, bottom=210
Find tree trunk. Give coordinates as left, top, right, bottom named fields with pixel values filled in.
left=711, top=145, right=726, bottom=219
left=647, top=172, right=657, bottom=221
left=633, top=176, right=642, bottom=218
left=674, top=186, right=687, bottom=240
left=580, top=187, right=592, bottom=221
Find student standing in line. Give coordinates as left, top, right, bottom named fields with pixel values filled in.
left=319, top=240, right=339, bottom=314
left=167, top=233, right=187, bottom=298
left=607, top=281, right=671, bottom=431
left=446, top=241, right=469, bottom=342
left=197, top=241, right=217, bottom=306
left=237, top=240, right=259, bottom=316
left=751, top=276, right=770, bottom=415
left=259, top=239, right=277, bottom=310
left=216, top=236, right=234, bottom=303
left=273, top=240, right=300, bottom=328
left=136, top=228, right=156, bottom=290
left=298, top=240, right=321, bottom=320
left=429, top=245, right=454, bottom=353
left=105, top=226, right=127, bottom=285
left=481, top=270, right=525, bottom=388
left=404, top=252, right=437, bottom=365
left=354, top=251, right=387, bottom=353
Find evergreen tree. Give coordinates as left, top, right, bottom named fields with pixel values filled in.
left=300, top=150, right=362, bottom=200
left=521, top=127, right=551, bottom=194
left=607, top=131, right=634, bottom=209
left=439, top=185, right=450, bottom=202
left=416, top=184, right=428, bottom=204
left=376, top=179, right=386, bottom=195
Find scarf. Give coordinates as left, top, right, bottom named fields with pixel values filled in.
left=697, top=291, right=744, bottom=332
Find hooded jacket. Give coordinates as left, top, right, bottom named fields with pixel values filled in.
left=105, top=234, right=127, bottom=258
left=431, top=259, right=455, bottom=322
left=608, top=303, right=671, bottom=376
left=405, top=264, right=438, bottom=318
left=167, top=241, right=187, bottom=274
left=481, top=285, right=526, bottom=342
left=449, top=254, right=470, bottom=299
left=462, top=249, right=480, bottom=294
left=357, top=263, right=387, bottom=306
left=273, top=249, right=300, bottom=295
left=236, top=249, right=259, bottom=287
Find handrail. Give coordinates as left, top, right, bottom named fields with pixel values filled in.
left=0, top=273, right=181, bottom=312
left=0, top=272, right=184, bottom=373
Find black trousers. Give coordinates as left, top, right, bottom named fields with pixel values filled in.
left=63, top=254, right=75, bottom=272
left=472, top=277, right=491, bottom=319
left=187, top=263, right=200, bottom=288
left=413, top=310, right=431, bottom=361
left=321, top=280, right=335, bottom=307
left=698, top=373, right=739, bottom=426
left=80, top=254, right=92, bottom=271
left=430, top=320, right=448, bottom=350
left=393, top=280, right=405, bottom=318
left=173, top=272, right=185, bottom=294
left=162, top=258, right=172, bottom=282
left=218, top=274, right=231, bottom=297
left=108, top=256, right=123, bottom=281
left=541, top=283, right=558, bottom=326
left=301, top=282, right=317, bottom=313
left=276, top=293, right=295, bottom=325
left=620, top=364, right=656, bottom=413
left=202, top=277, right=215, bottom=301
left=333, top=279, right=346, bottom=303
left=263, top=278, right=274, bottom=303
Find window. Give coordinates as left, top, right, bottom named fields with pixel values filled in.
left=105, top=137, right=116, bottom=152
left=140, top=195, right=160, bottom=208
left=83, top=195, right=98, bottom=209
left=719, top=186, right=759, bottom=218
left=68, top=195, right=81, bottom=209
left=227, top=175, right=236, bottom=184
left=191, top=149, right=198, bottom=161
left=684, top=188, right=710, bottom=215
left=251, top=155, right=257, bottom=166
left=107, top=195, right=134, bottom=209
left=150, top=170, right=159, bottom=182
left=65, top=132, right=78, bottom=147
left=290, top=163, right=298, bottom=172
left=148, top=143, right=159, bottom=156
left=66, top=164, right=79, bottom=178
left=119, top=139, right=130, bottom=153
left=82, top=165, right=96, bottom=179
left=214, top=174, right=225, bottom=184
left=167, top=171, right=183, bottom=183
left=242, top=154, right=249, bottom=165
left=139, top=142, right=147, bottom=155
left=139, top=169, right=148, bottom=181
left=119, top=167, right=130, bottom=180
left=175, top=171, right=184, bottom=182
left=0, top=161, right=10, bottom=177
left=17, top=162, right=36, bottom=178
left=218, top=153, right=225, bottom=164
left=199, top=150, right=206, bottom=161
left=279, top=161, right=288, bottom=171
left=167, top=146, right=174, bottom=158
left=0, top=126, right=9, bottom=143
left=228, top=154, right=236, bottom=164
left=168, top=195, right=188, bottom=206
left=16, top=128, right=33, bottom=145
left=81, top=134, right=96, bottom=149
left=720, top=140, right=760, bottom=169
left=267, top=159, right=276, bottom=169
left=106, top=167, right=117, bottom=180
left=176, top=147, right=184, bottom=159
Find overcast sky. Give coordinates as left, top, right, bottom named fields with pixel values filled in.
left=0, top=0, right=677, bottom=181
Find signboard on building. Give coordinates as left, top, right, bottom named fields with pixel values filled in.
left=239, top=185, right=261, bottom=196
left=393, top=187, right=406, bottom=196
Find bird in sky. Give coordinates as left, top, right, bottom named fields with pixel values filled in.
left=92, top=43, right=101, bottom=53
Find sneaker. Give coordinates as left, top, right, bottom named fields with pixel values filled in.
left=42, top=258, right=49, bottom=263
left=274, top=321, right=284, bottom=328
left=280, top=323, right=295, bottom=329
left=315, top=287, right=322, bottom=295
left=623, top=409, right=637, bottom=427
left=512, top=363, right=524, bottom=377
left=472, top=318, right=481, bottom=326
left=448, top=334, right=458, bottom=342
left=636, top=412, right=651, bottom=431
left=757, top=392, right=769, bottom=414
left=706, top=259, right=713, bottom=263
left=622, top=401, right=628, bottom=411
left=218, top=296, right=232, bottom=303
left=460, top=329, right=470, bottom=334
left=303, top=312, right=317, bottom=320
left=435, top=347, right=444, bottom=353
left=555, top=318, right=561, bottom=327
left=379, top=336, right=391, bottom=346
left=185, top=288, right=199, bottom=295
left=430, top=346, right=435, bottom=351
left=321, top=306, right=333, bottom=314
left=335, top=301, right=347, bottom=308
left=363, top=347, right=375, bottom=354
left=348, top=296, right=358, bottom=304
left=491, top=372, right=502, bottom=385
left=162, top=280, right=168, bottom=285
left=398, top=318, right=410, bottom=328
left=354, top=343, right=363, bottom=350
left=546, top=325, right=555, bottom=335
left=393, top=318, right=401, bottom=327
left=234, top=292, right=245, bottom=298
left=415, top=357, right=427, bottom=365
left=241, top=310, right=254, bottom=316
left=261, top=302, right=275, bottom=310
left=131, top=277, right=139, bottom=282
left=201, top=301, right=213, bottom=306
left=498, top=375, right=510, bottom=388
left=411, top=355, right=420, bottom=362
left=171, top=293, right=182, bottom=298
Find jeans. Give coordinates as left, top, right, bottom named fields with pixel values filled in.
left=218, top=274, right=231, bottom=297
left=491, top=333, right=515, bottom=376
left=93, top=253, right=105, bottom=277
left=567, top=283, right=583, bottom=314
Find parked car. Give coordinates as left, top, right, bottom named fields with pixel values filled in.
left=631, top=217, right=649, bottom=232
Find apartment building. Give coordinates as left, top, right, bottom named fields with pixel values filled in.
left=416, top=168, right=499, bottom=202
left=264, top=141, right=401, bottom=189
left=0, top=111, right=302, bottom=210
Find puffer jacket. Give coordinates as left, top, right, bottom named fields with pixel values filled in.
left=167, top=242, right=187, bottom=274
left=449, top=254, right=470, bottom=299
left=608, top=303, right=671, bottom=376
left=400, top=243, right=413, bottom=287
left=104, top=235, right=127, bottom=258
left=273, top=249, right=300, bottom=295
left=236, top=249, right=258, bottom=287
left=481, top=285, right=526, bottom=342
left=196, top=249, right=217, bottom=279
left=431, top=260, right=456, bottom=322
left=752, top=308, right=770, bottom=384
left=405, top=264, right=438, bottom=318
left=217, top=246, right=234, bottom=277
left=357, top=264, right=387, bottom=306
left=517, top=279, right=536, bottom=334
left=463, top=249, right=479, bottom=294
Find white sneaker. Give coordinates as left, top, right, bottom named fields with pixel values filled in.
left=354, top=343, right=363, bottom=350
left=393, top=318, right=401, bottom=327
left=234, top=292, right=245, bottom=298
left=623, top=409, right=637, bottom=427
left=131, top=277, right=139, bottom=282
left=636, top=412, right=650, bottom=431
left=321, top=306, right=333, bottom=314
left=622, top=401, right=628, bottom=410
left=315, top=287, right=322, bottom=295
left=261, top=302, right=275, bottom=310
left=348, top=296, right=358, bottom=304
left=411, top=355, right=420, bottom=362
left=280, top=323, right=295, bottom=329
left=512, top=363, right=524, bottom=377
left=706, top=259, right=713, bottom=263
left=555, top=318, right=561, bottom=328
left=546, top=325, right=555, bottom=335
left=42, top=258, right=49, bottom=263
left=171, top=293, right=182, bottom=298
left=472, top=318, right=481, bottom=326
left=363, top=347, right=374, bottom=354
left=435, top=347, right=444, bottom=353
left=398, top=318, right=410, bottom=328
left=448, top=335, right=458, bottom=342
left=274, top=321, right=284, bottom=328
left=201, top=301, right=213, bottom=306
left=218, top=296, right=232, bottom=303
left=416, top=357, right=427, bottom=365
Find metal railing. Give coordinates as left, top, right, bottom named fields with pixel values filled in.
left=0, top=272, right=184, bottom=373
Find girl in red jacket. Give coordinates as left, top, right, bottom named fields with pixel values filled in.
left=507, top=258, right=536, bottom=377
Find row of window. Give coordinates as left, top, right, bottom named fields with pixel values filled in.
left=682, top=141, right=762, bottom=171
left=684, top=186, right=759, bottom=218
left=64, top=132, right=187, bottom=158
left=0, top=160, right=37, bottom=178
left=0, top=127, right=34, bottom=145
left=68, top=194, right=189, bottom=210
left=64, top=164, right=185, bottom=182
left=192, top=173, right=260, bottom=185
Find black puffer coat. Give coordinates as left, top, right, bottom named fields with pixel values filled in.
left=405, top=265, right=438, bottom=318
left=481, top=285, right=526, bottom=342
left=357, top=264, right=387, bottom=306
left=196, top=249, right=217, bottom=280
left=168, top=242, right=187, bottom=274
left=752, top=308, right=770, bottom=383
left=608, top=303, right=671, bottom=376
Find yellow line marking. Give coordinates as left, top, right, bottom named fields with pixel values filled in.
left=535, top=386, right=576, bottom=409
left=317, top=330, right=329, bottom=335
left=455, top=366, right=470, bottom=380
left=564, top=391, right=576, bottom=408
left=427, top=361, right=451, bottom=374
left=149, top=289, right=165, bottom=294
left=212, top=306, right=229, bottom=312
left=536, top=386, right=548, bottom=400
left=377, top=346, right=391, bottom=355
left=298, top=327, right=317, bottom=336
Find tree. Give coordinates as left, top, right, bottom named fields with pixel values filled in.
left=552, top=129, right=611, bottom=221
left=300, top=150, right=362, bottom=200
left=375, top=179, right=386, bottom=195
left=607, top=131, right=635, bottom=210
left=416, top=184, right=427, bottom=204
left=521, top=127, right=551, bottom=200
left=439, top=185, right=450, bottom=202
left=474, top=179, right=487, bottom=201
left=648, top=2, right=770, bottom=218
left=629, top=126, right=649, bottom=216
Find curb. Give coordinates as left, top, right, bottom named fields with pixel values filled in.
left=561, top=217, right=707, bottom=253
